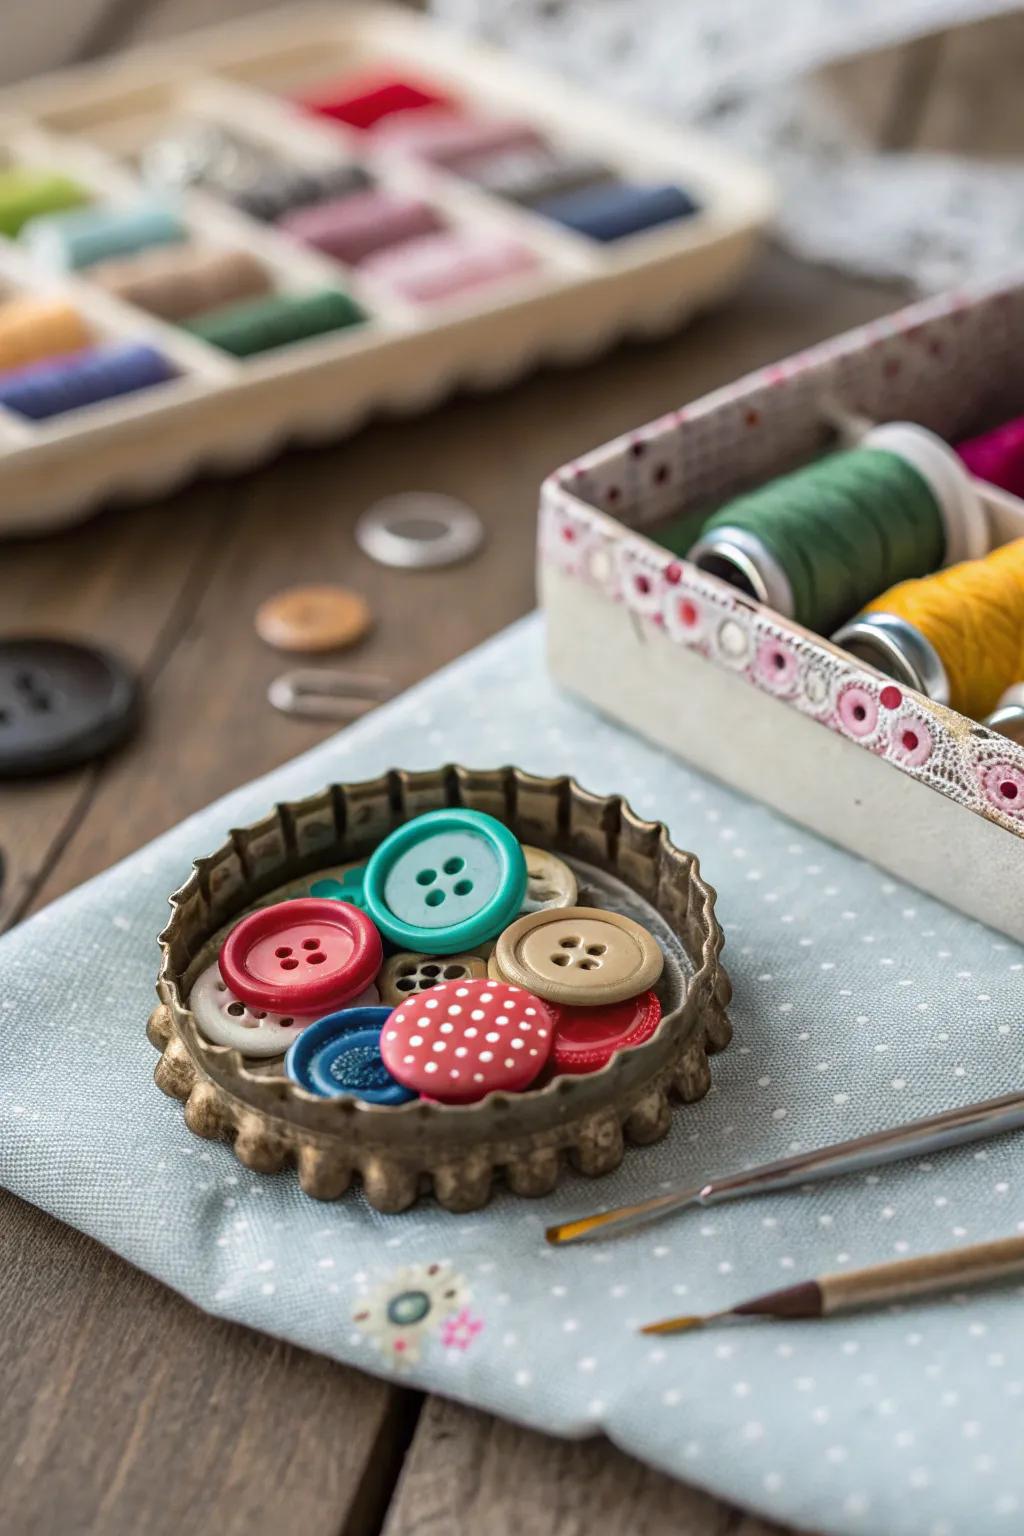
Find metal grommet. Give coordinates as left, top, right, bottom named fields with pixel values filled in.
left=355, top=494, right=484, bottom=570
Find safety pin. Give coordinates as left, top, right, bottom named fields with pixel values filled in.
left=268, top=668, right=394, bottom=722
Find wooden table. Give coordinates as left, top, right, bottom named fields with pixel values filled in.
left=4, top=3, right=1021, bottom=1530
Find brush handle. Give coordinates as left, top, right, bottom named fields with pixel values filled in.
left=549, top=1090, right=1024, bottom=1246
left=820, top=1234, right=1024, bottom=1313
left=701, top=1090, right=1024, bottom=1206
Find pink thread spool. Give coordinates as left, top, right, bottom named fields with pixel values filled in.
left=361, top=230, right=539, bottom=304
left=371, top=109, right=544, bottom=170
left=279, top=190, right=444, bottom=265
left=956, top=415, right=1024, bottom=500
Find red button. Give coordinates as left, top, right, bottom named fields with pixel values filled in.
left=380, top=977, right=553, bottom=1103
left=219, top=898, right=382, bottom=1014
left=549, top=989, right=662, bottom=1075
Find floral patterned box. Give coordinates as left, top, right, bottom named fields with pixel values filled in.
left=540, top=276, right=1024, bottom=944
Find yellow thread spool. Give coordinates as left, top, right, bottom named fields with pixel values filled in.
left=865, top=538, right=1024, bottom=719
left=0, top=296, right=91, bottom=370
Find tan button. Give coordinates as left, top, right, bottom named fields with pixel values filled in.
left=520, top=845, right=577, bottom=914
left=493, top=906, right=663, bottom=1005
left=255, top=585, right=371, bottom=653
left=378, top=949, right=487, bottom=1006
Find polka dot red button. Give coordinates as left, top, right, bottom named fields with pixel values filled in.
left=548, top=989, right=661, bottom=1075
left=219, top=897, right=382, bottom=1015
left=380, top=977, right=553, bottom=1103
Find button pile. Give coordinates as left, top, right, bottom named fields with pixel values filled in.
left=191, top=807, right=667, bottom=1104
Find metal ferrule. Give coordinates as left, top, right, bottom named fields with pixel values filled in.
left=687, top=526, right=795, bottom=615
left=831, top=611, right=950, bottom=706
left=984, top=703, right=1024, bottom=745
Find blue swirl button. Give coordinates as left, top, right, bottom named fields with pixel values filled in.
left=285, top=1006, right=416, bottom=1105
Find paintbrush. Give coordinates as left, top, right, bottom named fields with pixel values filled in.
left=641, top=1232, right=1024, bottom=1334
left=545, top=1089, right=1024, bottom=1246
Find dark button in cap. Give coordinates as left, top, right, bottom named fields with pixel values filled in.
left=0, top=638, right=140, bottom=777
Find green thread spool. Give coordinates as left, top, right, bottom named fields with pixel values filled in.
left=688, top=422, right=988, bottom=635
left=651, top=505, right=710, bottom=558
left=185, top=288, right=365, bottom=357
left=0, top=169, right=89, bottom=239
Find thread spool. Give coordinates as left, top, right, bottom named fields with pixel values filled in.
left=834, top=538, right=1024, bottom=718
left=986, top=683, right=1024, bottom=744
left=985, top=702, right=1024, bottom=745
left=21, top=200, right=186, bottom=271
left=459, top=146, right=614, bottom=207
left=532, top=181, right=699, bottom=241
left=232, top=163, right=372, bottom=224
left=296, top=74, right=451, bottom=130
left=90, top=244, right=272, bottom=323
left=141, top=123, right=372, bottom=222
left=184, top=288, right=365, bottom=357
left=371, top=110, right=543, bottom=169
left=956, top=414, right=1024, bottom=500
left=360, top=230, right=538, bottom=304
left=0, top=297, right=91, bottom=370
left=689, top=422, right=989, bottom=635
left=0, top=169, right=88, bottom=238
left=278, top=190, right=443, bottom=265
left=141, top=123, right=264, bottom=194
left=0, top=342, right=174, bottom=421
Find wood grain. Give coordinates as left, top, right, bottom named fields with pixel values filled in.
left=383, top=1396, right=786, bottom=1536
left=0, top=1190, right=417, bottom=1536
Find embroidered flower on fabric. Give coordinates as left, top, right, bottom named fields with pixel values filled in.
left=440, top=1307, right=484, bottom=1351
left=352, top=1261, right=468, bottom=1366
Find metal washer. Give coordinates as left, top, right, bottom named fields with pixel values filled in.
left=356, top=494, right=484, bottom=570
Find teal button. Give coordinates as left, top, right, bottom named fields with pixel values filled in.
left=310, top=863, right=367, bottom=909
left=364, top=809, right=526, bottom=954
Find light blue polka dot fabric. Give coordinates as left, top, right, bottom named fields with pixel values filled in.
left=2, top=615, right=1022, bottom=1536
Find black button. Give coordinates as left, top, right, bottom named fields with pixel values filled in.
left=0, top=638, right=140, bottom=778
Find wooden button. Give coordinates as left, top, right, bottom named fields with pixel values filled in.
left=255, top=584, right=372, bottom=653
left=520, top=846, right=577, bottom=914
left=378, top=950, right=488, bottom=1006
left=493, top=906, right=663, bottom=1006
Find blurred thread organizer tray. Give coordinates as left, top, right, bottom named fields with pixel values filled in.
left=0, top=2, right=771, bottom=535
left=541, top=279, right=1024, bottom=944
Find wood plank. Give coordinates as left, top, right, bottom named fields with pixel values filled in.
left=0, top=487, right=224, bottom=931
left=0, top=1189, right=416, bottom=1536
left=383, top=1395, right=785, bottom=1536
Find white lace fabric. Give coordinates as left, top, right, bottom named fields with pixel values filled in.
left=433, top=0, right=1024, bottom=291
